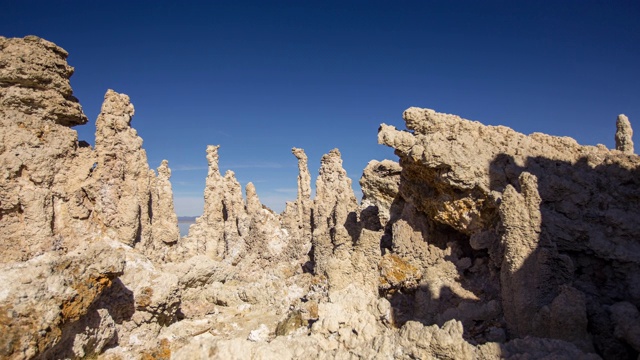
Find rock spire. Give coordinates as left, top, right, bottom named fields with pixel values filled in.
left=616, top=114, right=634, bottom=154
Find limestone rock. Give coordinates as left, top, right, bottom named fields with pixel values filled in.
left=360, top=159, right=401, bottom=227
left=0, top=36, right=89, bottom=262
left=245, top=182, right=290, bottom=260
left=181, top=145, right=226, bottom=259
left=0, top=36, right=87, bottom=126
left=1, top=35, right=635, bottom=360
left=91, top=89, right=153, bottom=247
left=281, top=147, right=313, bottom=263
left=293, top=147, right=311, bottom=200
left=0, top=241, right=125, bottom=359
left=380, top=106, right=640, bottom=357
left=615, top=114, right=634, bottom=154
left=311, top=149, right=359, bottom=285
left=151, top=160, right=180, bottom=246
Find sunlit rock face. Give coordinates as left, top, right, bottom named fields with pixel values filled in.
left=1, top=35, right=639, bottom=360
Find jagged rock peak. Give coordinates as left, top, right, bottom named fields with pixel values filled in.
left=245, top=181, right=261, bottom=215
left=206, top=144, right=221, bottom=176
left=0, top=35, right=87, bottom=126
left=158, top=159, right=171, bottom=179
left=95, top=90, right=138, bottom=149
left=92, top=89, right=152, bottom=246
left=292, top=147, right=311, bottom=201
left=152, top=159, right=180, bottom=246
left=360, top=159, right=401, bottom=226
left=312, top=148, right=359, bottom=280
left=379, top=106, right=640, bottom=357
left=616, top=114, right=634, bottom=154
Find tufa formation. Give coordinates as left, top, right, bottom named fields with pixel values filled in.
left=0, top=36, right=639, bottom=359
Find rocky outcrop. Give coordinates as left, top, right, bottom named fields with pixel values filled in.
left=379, top=107, right=640, bottom=358
left=181, top=145, right=226, bottom=258
left=311, top=149, right=359, bottom=282
left=2, top=35, right=639, bottom=359
left=616, top=114, right=634, bottom=154
left=0, top=36, right=89, bottom=262
left=0, top=35, right=87, bottom=126
left=0, top=241, right=124, bottom=359
left=92, top=90, right=154, bottom=247
left=151, top=160, right=180, bottom=247
left=0, top=36, right=183, bottom=359
left=360, top=159, right=401, bottom=226
left=281, top=147, right=313, bottom=263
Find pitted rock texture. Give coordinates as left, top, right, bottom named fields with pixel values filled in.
left=0, top=241, right=124, bottom=359
left=380, top=107, right=640, bottom=358
left=616, top=114, right=634, bottom=154
left=360, top=159, right=401, bottom=227
left=0, top=37, right=183, bottom=359
left=0, top=36, right=90, bottom=262
left=0, top=36, right=87, bottom=126
left=1, top=36, right=637, bottom=360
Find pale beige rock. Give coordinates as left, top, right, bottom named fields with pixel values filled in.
left=293, top=147, right=311, bottom=200
left=0, top=36, right=90, bottom=262
left=221, top=170, right=248, bottom=262
left=0, top=36, right=87, bottom=126
left=0, top=241, right=125, bottom=359
left=360, top=159, right=401, bottom=227
left=152, top=160, right=180, bottom=247
left=311, top=149, right=359, bottom=286
left=1, top=36, right=634, bottom=360
left=245, top=182, right=290, bottom=260
left=615, top=114, right=634, bottom=154
left=380, top=106, right=640, bottom=357
left=280, top=147, right=313, bottom=263
left=182, top=145, right=226, bottom=259
left=92, top=89, right=154, bottom=247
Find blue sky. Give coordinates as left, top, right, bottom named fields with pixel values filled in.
left=2, top=1, right=639, bottom=215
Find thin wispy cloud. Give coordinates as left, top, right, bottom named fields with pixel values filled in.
left=173, top=181, right=198, bottom=186
left=225, top=162, right=290, bottom=169
left=173, top=191, right=205, bottom=196
left=274, top=188, right=297, bottom=194
left=172, top=165, right=208, bottom=171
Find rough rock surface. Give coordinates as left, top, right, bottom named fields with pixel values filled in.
left=0, top=36, right=89, bottom=262
left=2, top=35, right=639, bottom=360
left=360, top=159, right=401, bottom=226
left=0, top=36, right=181, bottom=359
left=379, top=107, right=640, bottom=358
left=616, top=114, right=634, bottom=154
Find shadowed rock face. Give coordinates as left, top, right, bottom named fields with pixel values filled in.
left=379, top=107, right=640, bottom=358
left=1, top=36, right=639, bottom=360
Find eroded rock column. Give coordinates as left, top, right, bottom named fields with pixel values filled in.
left=312, top=149, right=359, bottom=288
left=0, top=36, right=90, bottom=261
left=616, top=114, right=634, bottom=154
left=92, top=90, right=154, bottom=246
left=151, top=160, right=180, bottom=248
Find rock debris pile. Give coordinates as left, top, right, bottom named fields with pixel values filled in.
left=1, top=36, right=639, bottom=359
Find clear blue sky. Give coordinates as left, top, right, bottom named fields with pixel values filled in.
left=3, top=1, right=639, bottom=215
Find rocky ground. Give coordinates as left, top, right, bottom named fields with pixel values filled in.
left=1, top=35, right=639, bottom=359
